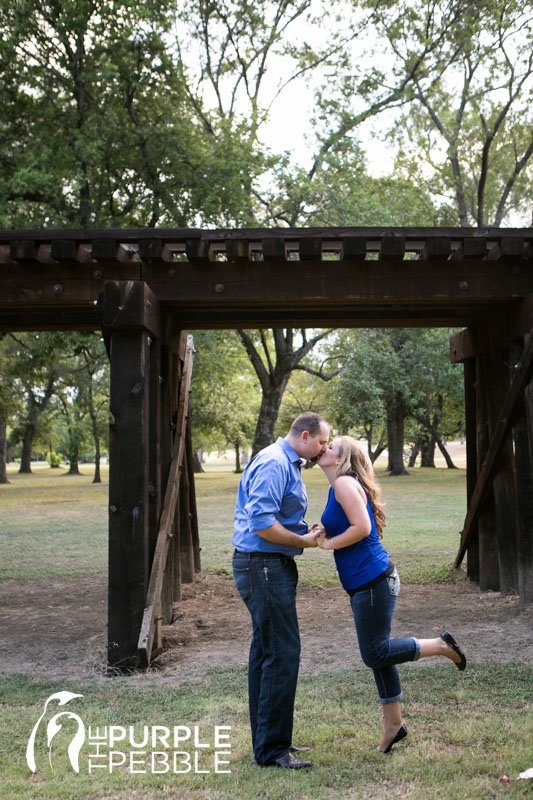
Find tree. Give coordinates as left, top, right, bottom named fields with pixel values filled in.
left=331, top=328, right=465, bottom=474
left=190, top=330, right=260, bottom=471
left=73, top=336, right=109, bottom=483
left=0, top=0, right=257, bottom=228
left=379, top=0, right=533, bottom=226
left=237, top=329, right=338, bottom=456
left=3, top=333, right=66, bottom=473
left=0, top=334, right=22, bottom=483
left=405, top=330, right=464, bottom=468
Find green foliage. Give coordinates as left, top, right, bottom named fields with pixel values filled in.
left=378, top=0, right=533, bottom=226
left=46, top=450, right=63, bottom=468
left=0, top=0, right=264, bottom=227
left=326, top=329, right=464, bottom=462
left=190, top=330, right=260, bottom=454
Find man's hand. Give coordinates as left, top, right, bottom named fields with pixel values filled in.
left=301, top=530, right=320, bottom=547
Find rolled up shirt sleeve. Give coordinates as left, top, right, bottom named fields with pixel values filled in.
left=244, top=459, right=288, bottom=533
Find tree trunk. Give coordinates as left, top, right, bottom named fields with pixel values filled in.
left=19, top=424, right=35, bottom=473
left=192, top=449, right=204, bottom=473
left=408, top=437, right=420, bottom=468
left=87, top=380, right=101, bottom=484
left=0, top=418, right=9, bottom=484
left=420, top=430, right=437, bottom=467
left=251, top=377, right=290, bottom=456
left=67, top=456, right=81, bottom=475
left=386, top=392, right=408, bottom=475
left=436, top=437, right=458, bottom=469
left=19, top=381, right=56, bottom=473
left=235, top=440, right=241, bottom=473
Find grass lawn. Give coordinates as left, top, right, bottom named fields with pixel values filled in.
left=1, top=461, right=531, bottom=799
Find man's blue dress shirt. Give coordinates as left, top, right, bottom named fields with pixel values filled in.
left=232, top=437, right=308, bottom=556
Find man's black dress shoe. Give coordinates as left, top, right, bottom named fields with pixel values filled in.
left=441, top=630, right=467, bottom=671
left=274, top=751, right=312, bottom=769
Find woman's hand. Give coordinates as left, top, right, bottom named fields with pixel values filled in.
left=308, top=523, right=325, bottom=536
left=316, top=532, right=334, bottom=550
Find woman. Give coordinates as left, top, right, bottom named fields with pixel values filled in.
left=313, top=436, right=466, bottom=753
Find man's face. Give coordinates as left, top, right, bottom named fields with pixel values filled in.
left=301, top=423, right=330, bottom=462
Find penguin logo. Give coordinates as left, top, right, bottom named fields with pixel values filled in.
left=26, top=691, right=85, bottom=773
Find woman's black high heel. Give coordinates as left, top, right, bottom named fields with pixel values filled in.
left=382, top=724, right=408, bottom=753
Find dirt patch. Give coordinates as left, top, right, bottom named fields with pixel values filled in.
left=0, top=571, right=531, bottom=686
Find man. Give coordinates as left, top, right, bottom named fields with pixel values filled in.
left=232, top=412, right=330, bottom=769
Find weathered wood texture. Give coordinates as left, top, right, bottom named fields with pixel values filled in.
left=483, top=348, right=519, bottom=594
left=474, top=355, right=499, bottom=591
left=1, top=228, right=532, bottom=330
left=463, top=358, right=479, bottom=582
left=510, top=341, right=533, bottom=605
left=455, top=331, right=533, bottom=584
left=450, top=295, right=533, bottom=362
left=137, top=335, right=195, bottom=669
left=107, top=315, right=152, bottom=667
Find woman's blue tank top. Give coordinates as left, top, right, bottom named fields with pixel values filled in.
left=321, top=478, right=390, bottom=591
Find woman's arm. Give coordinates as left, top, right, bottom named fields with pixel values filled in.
left=317, top=476, right=371, bottom=551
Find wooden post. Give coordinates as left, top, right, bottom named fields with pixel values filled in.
left=148, top=337, right=162, bottom=573
left=179, top=459, right=195, bottom=583
left=186, top=417, right=202, bottom=573
left=105, top=281, right=162, bottom=668
left=483, top=348, right=519, bottom=595
left=510, top=341, right=533, bottom=604
left=463, top=357, right=479, bottom=582
left=475, top=355, right=500, bottom=591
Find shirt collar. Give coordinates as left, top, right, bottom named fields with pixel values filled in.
left=276, top=436, right=303, bottom=467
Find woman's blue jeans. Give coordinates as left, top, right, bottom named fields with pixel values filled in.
left=232, top=550, right=300, bottom=765
left=350, top=568, right=420, bottom=703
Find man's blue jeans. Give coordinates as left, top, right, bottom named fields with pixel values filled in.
left=232, top=550, right=300, bottom=765
left=350, top=567, right=420, bottom=703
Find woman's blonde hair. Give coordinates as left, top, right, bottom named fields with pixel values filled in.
left=335, top=436, right=386, bottom=538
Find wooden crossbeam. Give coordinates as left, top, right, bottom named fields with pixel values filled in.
left=137, top=335, right=194, bottom=668
left=450, top=296, right=533, bottom=362
left=455, top=328, right=533, bottom=567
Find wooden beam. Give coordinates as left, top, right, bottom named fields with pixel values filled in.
left=141, top=258, right=533, bottom=306
left=510, top=340, right=533, bottom=605
left=185, top=417, right=201, bottom=573
left=483, top=348, right=519, bottom=594
left=475, top=354, right=499, bottom=590
left=102, top=280, right=162, bottom=340
left=463, top=358, right=479, bottom=582
left=455, top=328, right=533, bottom=566
left=450, top=296, right=533, bottom=362
left=107, top=329, right=151, bottom=668
left=137, top=335, right=194, bottom=668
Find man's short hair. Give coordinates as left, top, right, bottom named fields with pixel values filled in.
left=289, top=412, right=328, bottom=438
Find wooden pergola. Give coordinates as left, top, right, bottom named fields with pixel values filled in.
left=1, top=226, right=532, bottom=669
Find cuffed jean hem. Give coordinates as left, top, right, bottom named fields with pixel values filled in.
left=412, top=637, right=421, bottom=661
left=379, top=692, right=403, bottom=705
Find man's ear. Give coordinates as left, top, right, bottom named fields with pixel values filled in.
left=301, top=430, right=309, bottom=442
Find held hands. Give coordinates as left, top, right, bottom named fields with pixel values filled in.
left=302, top=523, right=323, bottom=547
left=304, top=523, right=333, bottom=550
left=316, top=532, right=334, bottom=550
left=301, top=529, right=320, bottom=547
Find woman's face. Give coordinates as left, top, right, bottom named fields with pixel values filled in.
left=318, top=437, right=342, bottom=468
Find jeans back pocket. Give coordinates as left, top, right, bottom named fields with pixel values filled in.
left=386, top=567, right=400, bottom=597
